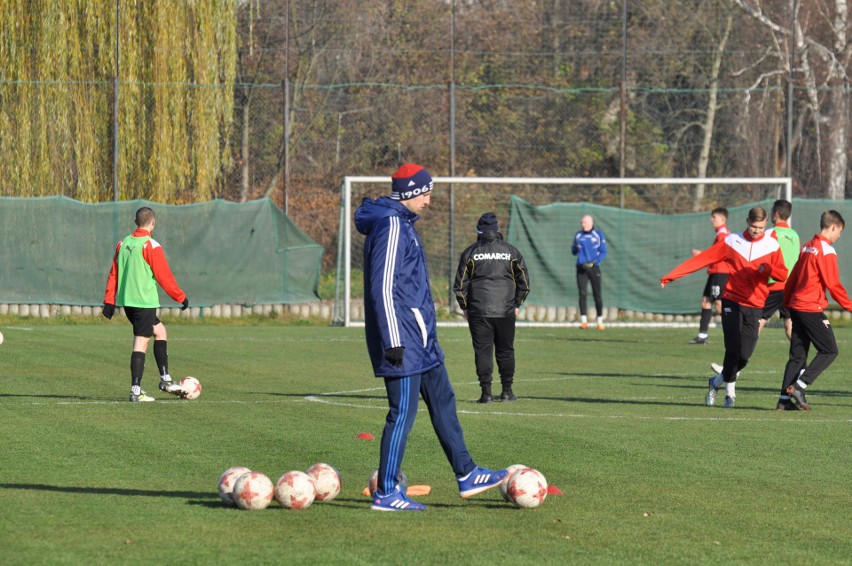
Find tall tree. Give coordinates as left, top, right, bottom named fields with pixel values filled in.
left=0, top=0, right=237, bottom=202
left=733, top=0, right=851, bottom=199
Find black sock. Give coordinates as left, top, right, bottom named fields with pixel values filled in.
left=154, top=340, right=169, bottom=377
left=131, top=352, right=145, bottom=388
left=699, top=309, right=712, bottom=334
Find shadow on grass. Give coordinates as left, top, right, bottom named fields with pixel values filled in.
left=538, top=371, right=692, bottom=381
left=0, top=393, right=90, bottom=400
left=0, top=483, right=215, bottom=499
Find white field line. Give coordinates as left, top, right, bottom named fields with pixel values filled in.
left=9, top=381, right=851, bottom=423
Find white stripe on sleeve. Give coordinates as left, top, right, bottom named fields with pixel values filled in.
left=382, top=217, right=401, bottom=347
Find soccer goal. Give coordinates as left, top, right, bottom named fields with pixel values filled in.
left=333, top=176, right=792, bottom=327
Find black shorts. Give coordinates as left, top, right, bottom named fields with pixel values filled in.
left=761, top=290, right=790, bottom=320
left=703, top=273, right=729, bottom=301
left=123, top=307, right=161, bottom=337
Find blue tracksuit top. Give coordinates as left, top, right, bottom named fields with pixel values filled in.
left=572, top=228, right=607, bottom=266
left=355, top=196, right=444, bottom=378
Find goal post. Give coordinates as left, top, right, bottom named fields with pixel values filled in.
left=334, top=176, right=792, bottom=327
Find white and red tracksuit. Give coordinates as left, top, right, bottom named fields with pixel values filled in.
left=780, top=233, right=852, bottom=393
left=662, top=230, right=788, bottom=383
left=707, top=225, right=731, bottom=276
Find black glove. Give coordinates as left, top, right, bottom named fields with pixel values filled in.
left=102, top=304, right=115, bottom=320
left=384, top=347, right=404, bottom=367
left=583, top=262, right=595, bottom=270
left=181, top=298, right=189, bottom=311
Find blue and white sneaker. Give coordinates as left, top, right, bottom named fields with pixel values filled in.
left=457, top=466, right=508, bottom=499
left=705, top=377, right=720, bottom=406
left=370, top=485, right=427, bottom=512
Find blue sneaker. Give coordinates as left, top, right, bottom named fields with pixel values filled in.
left=457, top=466, right=508, bottom=499
left=370, top=485, right=427, bottom=512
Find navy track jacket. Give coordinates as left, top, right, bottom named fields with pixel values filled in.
left=355, top=196, right=444, bottom=378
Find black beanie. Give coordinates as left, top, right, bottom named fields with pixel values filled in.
left=476, top=212, right=499, bottom=234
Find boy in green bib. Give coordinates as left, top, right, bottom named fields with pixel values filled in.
left=102, top=207, right=189, bottom=402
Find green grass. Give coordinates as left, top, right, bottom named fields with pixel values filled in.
left=0, top=321, right=850, bottom=565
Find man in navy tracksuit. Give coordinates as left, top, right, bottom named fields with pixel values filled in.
left=355, top=163, right=508, bottom=512
left=572, top=214, right=608, bottom=329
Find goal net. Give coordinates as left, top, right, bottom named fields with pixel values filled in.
left=333, top=177, right=791, bottom=327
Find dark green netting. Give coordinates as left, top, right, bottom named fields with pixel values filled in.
left=507, top=196, right=852, bottom=314
left=0, top=197, right=323, bottom=306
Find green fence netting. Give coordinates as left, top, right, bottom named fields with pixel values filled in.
left=0, top=197, right=323, bottom=307
left=507, top=197, right=852, bottom=314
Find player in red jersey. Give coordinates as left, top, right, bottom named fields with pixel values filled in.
left=661, top=207, right=788, bottom=408
left=688, top=207, right=730, bottom=345
left=777, top=210, right=852, bottom=411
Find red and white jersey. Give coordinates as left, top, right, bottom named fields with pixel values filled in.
left=707, top=225, right=731, bottom=275
left=662, top=230, right=788, bottom=308
left=784, top=234, right=852, bottom=312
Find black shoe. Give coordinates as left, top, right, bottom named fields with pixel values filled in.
left=785, top=385, right=811, bottom=411
left=775, top=399, right=798, bottom=411
left=689, top=336, right=708, bottom=345
left=477, top=393, right=493, bottom=404
left=499, top=389, right=518, bottom=402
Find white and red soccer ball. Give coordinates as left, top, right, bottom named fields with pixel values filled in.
left=306, top=463, right=341, bottom=502
left=218, top=466, right=252, bottom=506
left=499, top=464, right=529, bottom=502
left=232, top=471, right=274, bottom=510
left=180, top=376, right=202, bottom=400
left=275, top=471, right=317, bottom=510
left=507, top=468, right=548, bottom=509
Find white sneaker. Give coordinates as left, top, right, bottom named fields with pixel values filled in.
left=129, top=390, right=155, bottom=402
left=723, top=395, right=736, bottom=409
left=710, top=363, right=740, bottom=379
left=158, top=376, right=182, bottom=395
left=705, top=377, right=719, bottom=406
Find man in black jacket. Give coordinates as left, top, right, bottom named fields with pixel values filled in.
left=454, top=212, right=530, bottom=403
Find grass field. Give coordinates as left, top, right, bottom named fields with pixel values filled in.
left=0, top=320, right=850, bottom=565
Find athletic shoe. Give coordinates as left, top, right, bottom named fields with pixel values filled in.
left=705, top=377, right=719, bottom=406
left=458, top=466, right=508, bottom=499
left=478, top=393, right=493, bottom=404
left=158, top=377, right=182, bottom=395
left=129, top=390, right=155, bottom=402
left=370, top=485, right=426, bottom=512
left=689, top=336, right=708, bottom=345
left=723, top=395, right=735, bottom=409
left=499, top=389, right=518, bottom=402
left=786, top=385, right=811, bottom=411
left=580, top=322, right=589, bottom=329
left=775, top=399, right=798, bottom=411
left=710, top=362, right=740, bottom=379
left=597, top=323, right=605, bottom=331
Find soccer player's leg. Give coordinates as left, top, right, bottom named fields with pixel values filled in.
left=468, top=317, right=495, bottom=403
left=372, top=374, right=425, bottom=511
left=419, top=365, right=507, bottom=498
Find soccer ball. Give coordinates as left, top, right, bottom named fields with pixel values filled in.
left=499, top=464, right=529, bottom=502
left=180, top=376, right=202, bottom=400
left=275, top=471, right=317, bottom=510
left=306, top=463, right=341, bottom=502
left=232, top=471, right=274, bottom=510
left=368, top=468, right=408, bottom=497
left=507, top=468, right=548, bottom=509
left=218, top=466, right=252, bottom=506
left=0, top=331, right=4, bottom=345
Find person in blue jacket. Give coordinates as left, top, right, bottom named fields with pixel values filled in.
left=572, top=214, right=608, bottom=329
left=355, top=163, right=508, bottom=512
